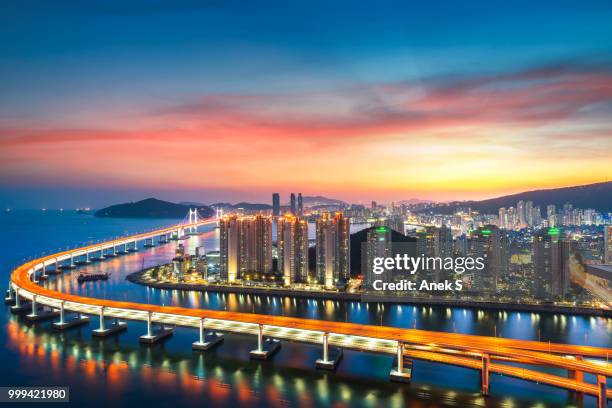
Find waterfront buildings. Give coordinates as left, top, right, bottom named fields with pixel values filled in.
left=277, top=214, right=309, bottom=285
left=219, top=214, right=273, bottom=282
left=315, top=212, right=350, bottom=289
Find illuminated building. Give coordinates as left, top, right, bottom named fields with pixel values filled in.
left=605, top=225, right=612, bottom=264
left=220, top=214, right=273, bottom=283
left=272, top=193, right=280, bottom=217
left=365, top=226, right=392, bottom=290
left=219, top=215, right=239, bottom=282
left=469, top=225, right=508, bottom=295
left=290, top=193, right=296, bottom=215
left=533, top=227, right=571, bottom=300
left=316, top=212, right=350, bottom=289
left=277, top=214, right=309, bottom=285
left=297, top=193, right=303, bottom=216
left=417, top=226, right=453, bottom=283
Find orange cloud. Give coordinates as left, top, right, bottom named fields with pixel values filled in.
left=0, top=62, right=610, bottom=202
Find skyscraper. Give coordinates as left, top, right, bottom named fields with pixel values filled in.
left=220, top=214, right=273, bottom=283
left=290, top=193, right=296, bottom=215
left=364, top=226, right=392, bottom=290
left=219, top=215, right=239, bottom=283
left=498, top=207, right=507, bottom=229
left=278, top=214, right=309, bottom=285
left=297, top=193, right=303, bottom=216
left=316, top=212, right=351, bottom=289
left=240, top=214, right=273, bottom=276
left=517, top=200, right=526, bottom=227
left=533, top=227, right=571, bottom=300
left=272, top=193, right=280, bottom=217
left=417, top=226, right=453, bottom=283
left=469, top=225, right=508, bottom=295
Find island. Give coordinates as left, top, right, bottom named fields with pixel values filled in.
left=94, top=198, right=214, bottom=219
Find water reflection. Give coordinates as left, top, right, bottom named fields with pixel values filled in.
left=6, top=316, right=593, bottom=408
left=30, top=226, right=612, bottom=407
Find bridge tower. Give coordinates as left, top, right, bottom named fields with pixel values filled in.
left=188, top=208, right=199, bottom=235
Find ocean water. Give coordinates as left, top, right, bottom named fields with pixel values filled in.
left=0, top=210, right=610, bottom=407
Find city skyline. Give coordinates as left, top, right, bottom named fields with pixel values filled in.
left=1, top=1, right=611, bottom=208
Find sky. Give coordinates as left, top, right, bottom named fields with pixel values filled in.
left=0, top=0, right=611, bottom=208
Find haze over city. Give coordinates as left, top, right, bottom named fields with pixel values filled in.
left=1, top=1, right=611, bottom=208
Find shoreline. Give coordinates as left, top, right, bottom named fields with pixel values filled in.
left=126, top=270, right=611, bottom=318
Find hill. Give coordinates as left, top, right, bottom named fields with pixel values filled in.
left=425, top=182, right=612, bottom=214
left=210, top=202, right=272, bottom=211
left=94, top=198, right=214, bottom=219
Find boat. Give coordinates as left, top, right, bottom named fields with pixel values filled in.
left=77, top=272, right=110, bottom=283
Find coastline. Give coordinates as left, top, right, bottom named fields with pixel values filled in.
left=126, top=270, right=611, bottom=318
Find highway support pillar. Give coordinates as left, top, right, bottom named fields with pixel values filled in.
left=568, top=355, right=584, bottom=384
left=53, top=302, right=89, bottom=330
left=390, top=341, right=412, bottom=382
left=139, top=312, right=173, bottom=344
left=5, top=283, right=14, bottom=304
left=597, top=375, right=607, bottom=408
left=192, top=318, right=224, bottom=350
left=27, top=295, right=38, bottom=318
left=481, top=353, right=490, bottom=396
left=316, top=332, right=343, bottom=370
left=250, top=324, right=280, bottom=360
left=93, top=306, right=127, bottom=337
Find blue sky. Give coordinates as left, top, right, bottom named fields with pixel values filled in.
left=0, top=1, right=611, bottom=207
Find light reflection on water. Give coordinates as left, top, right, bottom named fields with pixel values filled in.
left=1, top=212, right=610, bottom=407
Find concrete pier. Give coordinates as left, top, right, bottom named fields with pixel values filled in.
left=250, top=325, right=281, bottom=360
left=53, top=315, right=90, bottom=330
left=10, top=298, right=33, bottom=314
left=389, top=342, right=413, bottom=383
left=315, top=333, right=343, bottom=370
left=139, top=327, right=173, bottom=344
left=192, top=318, right=224, bottom=350
left=139, top=312, right=173, bottom=344
left=26, top=309, right=60, bottom=322
left=92, top=308, right=127, bottom=337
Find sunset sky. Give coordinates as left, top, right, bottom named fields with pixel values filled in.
left=1, top=1, right=611, bottom=208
